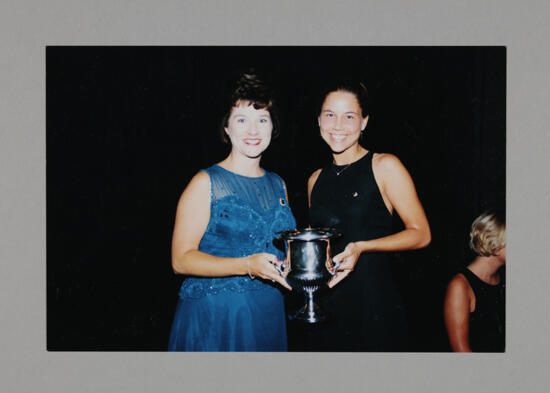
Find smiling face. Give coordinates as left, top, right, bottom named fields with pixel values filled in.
left=318, top=90, right=369, bottom=155
left=224, top=100, right=273, bottom=159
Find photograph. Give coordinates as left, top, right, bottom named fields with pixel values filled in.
left=46, top=46, right=505, bottom=352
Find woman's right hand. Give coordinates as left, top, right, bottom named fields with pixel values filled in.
left=247, top=253, right=292, bottom=290
left=328, top=242, right=362, bottom=288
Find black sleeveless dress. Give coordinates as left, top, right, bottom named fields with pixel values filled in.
left=460, top=268, right=505, bottom=352
left=305, top=151, right=408, bottom=351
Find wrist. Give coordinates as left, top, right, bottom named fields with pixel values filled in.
left=244, top=257, right=255, bottom=279
left=239, top=257, right=249, bottom=276
left=355, top=241, right=369, bottom=253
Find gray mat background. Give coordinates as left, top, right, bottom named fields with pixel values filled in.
left=1, top=0, right=549, bottom=392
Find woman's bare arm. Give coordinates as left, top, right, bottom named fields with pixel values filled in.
left=171, top=171, right=290, bottom=288
left=328, top=154, right=431, bottom=287
left=444, top=274, right=472, bottom=352
left=171, top=171, right=247, bottom=276
left=355, top=153, right=431, bottom=253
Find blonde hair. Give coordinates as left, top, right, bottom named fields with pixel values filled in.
left=469, top=212, right=506, bottom=256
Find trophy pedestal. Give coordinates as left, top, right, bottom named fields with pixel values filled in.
left=293, top=287, right=327, bottom=324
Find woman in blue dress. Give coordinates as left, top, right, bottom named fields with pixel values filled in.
left=168, top=72, right=296, bottom=351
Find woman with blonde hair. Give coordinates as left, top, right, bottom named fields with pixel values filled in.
left=444, top=211, right=506, bottom=352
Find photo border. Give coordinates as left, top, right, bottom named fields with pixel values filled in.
left=2, top=1, right=549, bottom=392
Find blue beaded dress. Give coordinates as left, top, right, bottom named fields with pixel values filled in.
left=168, top=165, right=296, bottom=351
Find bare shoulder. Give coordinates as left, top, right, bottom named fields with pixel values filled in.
left=371, top=153, right=414, bottom=193
left=179, top=170, right=211, bottom=203
left=188, top=170, right=210, bottom=190
left=446, top=273, right=471, bottom=295
left=372, top=153, right=405, bottom=173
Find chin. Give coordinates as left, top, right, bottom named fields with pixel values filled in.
left=244, top=148, right=267, bottom=158
left=323, top=138, right=357, bottom=153
left=329, top=144, right=353, bottom=154
left=239, top=144, right=268, bottom=157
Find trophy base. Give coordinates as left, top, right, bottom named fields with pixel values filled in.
left=293, top=301, right=327, bottom=324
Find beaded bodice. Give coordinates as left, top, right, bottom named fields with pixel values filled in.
left=178, top=165, right=296, bottom=299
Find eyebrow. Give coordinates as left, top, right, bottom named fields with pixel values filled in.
left=321, top=109, right=359, bottom=115
left=232, top=109, right=270, bottom=116
left=231, top=112, right=271, bottom=119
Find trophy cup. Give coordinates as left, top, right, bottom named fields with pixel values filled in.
left=276, top=228, right=342, bottom=323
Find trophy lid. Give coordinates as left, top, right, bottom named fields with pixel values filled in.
left=276, top=227, right=341, bottom=241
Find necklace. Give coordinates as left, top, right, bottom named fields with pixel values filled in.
left=332, top=150, right=368, bottom=176
left=332, top=162, right=352, bottom=176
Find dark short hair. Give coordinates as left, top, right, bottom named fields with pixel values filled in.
left=219, top=71, right=280, bottom=144
left=317, top=78, right=370, bottom=118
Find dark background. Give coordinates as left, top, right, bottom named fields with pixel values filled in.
left=46, top=47, right=505, bottom=351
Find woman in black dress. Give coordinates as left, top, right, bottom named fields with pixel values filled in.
left=305, top=80, right=431, bottom=351
left=444, top=212, right=505, bottom=352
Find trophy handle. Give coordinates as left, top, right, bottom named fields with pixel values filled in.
left=271, top=240, right=291, bottom=277
left=272, top=263, right=284, bottom=276
left=326, top=240, right=342, bottom=275
left=328, top=260, right=342, bottom=276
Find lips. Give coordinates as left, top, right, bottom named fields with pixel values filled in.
left=244, top=138, right=262, bottom=146
left=328, top=133, right=347, bottom=142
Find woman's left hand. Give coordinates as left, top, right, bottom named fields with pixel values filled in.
left=282, top=252, right=291, bottom=278
left=328, top=242, right=361, bottom=288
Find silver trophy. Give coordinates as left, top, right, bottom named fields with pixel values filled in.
left=276, top=228, right=342, bottom=323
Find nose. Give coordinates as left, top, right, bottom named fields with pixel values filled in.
left=247, top=121, right=260, bottom=135
left=335, top=115, right=344, bottom=130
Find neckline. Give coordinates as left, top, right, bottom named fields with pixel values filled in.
left=465, top=267, right=501, bottom=287
left=214, top=164, right=267, bottom=179
left=332, top=150, right=370, bottom=170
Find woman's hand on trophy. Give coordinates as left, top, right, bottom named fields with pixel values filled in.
left=328, top=270, right=350, bottom=288
left=328, top=242, right=361, bottom=288
left=282, top=252, right=291, bottom=278
left=248, top=253, right=292, bottom=290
